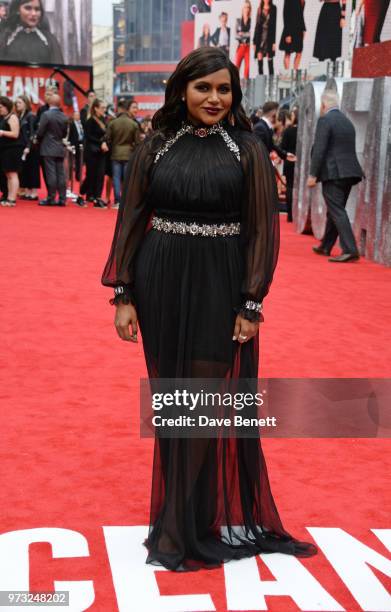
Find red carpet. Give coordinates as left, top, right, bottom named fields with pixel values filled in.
left=0, top=199, right=390, bottom=612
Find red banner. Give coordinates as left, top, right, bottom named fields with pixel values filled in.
left=0, top=62, right=93, bottom=114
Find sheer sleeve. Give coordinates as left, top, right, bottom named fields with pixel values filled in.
left=101, top=140, right=154, bottom=306
left=238, top=133, right=280, bottom=322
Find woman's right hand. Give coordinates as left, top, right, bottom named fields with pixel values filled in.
left=115, top=303, right=138, bottom=342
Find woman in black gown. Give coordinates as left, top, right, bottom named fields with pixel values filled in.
left=102, top=47, right=317, bottom=571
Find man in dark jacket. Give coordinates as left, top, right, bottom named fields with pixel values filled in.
left=254, top=101, right=296, bottom=161
left=36, top=94, right=69, bottom=206
left=106, top=99, right=140, bottom=208
left=308, top=90, right=363, bottom=263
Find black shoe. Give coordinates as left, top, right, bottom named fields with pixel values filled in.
left=55, top=200, right=66, bottom=207
left=75, top=196, right=87, bottom=207
left=312, top=245, right=331, bottom=256
left=39, top=199, right=55, bottom=206
left=328, top=253, right=360, bottom=263
left=93, top=199, right=107, bottom=209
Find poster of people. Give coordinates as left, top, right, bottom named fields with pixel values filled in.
left=351, top=0, right=391, bottom=48
left=0, top=0, right=92, bottom=67
left=113, top=2, right=126, bottom=68
left=194, top=0, right=363, bottom=78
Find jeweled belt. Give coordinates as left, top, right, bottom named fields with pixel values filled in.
left=151, top=216, right=241, bottom=237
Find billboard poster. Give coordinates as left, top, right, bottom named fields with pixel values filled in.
left=0, top=0, right=92, bottom=67
left=194, top=0, right=356, bottom=78
left=113, top=2, right=126, bottom=68
left=351, top=0, right=391, bottom=48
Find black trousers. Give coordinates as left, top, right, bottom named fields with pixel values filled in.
left=374, top=0, right=390, bottom=42
left=43, top=156, right=66, bottom=202
left=257, top=58, right=274, bottom=75
left=81, top=152, right=105, bottom=199
left=321, top=179, right=359, bottom=255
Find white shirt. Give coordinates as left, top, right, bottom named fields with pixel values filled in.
left=262, top=116, right=273, bottom=130
left=219, top=27, right=229, bottom=47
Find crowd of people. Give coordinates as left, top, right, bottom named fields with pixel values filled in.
left=0, top=87, right=153, bottom=209
left=0, top=85, right=296, bottom=213
left=250, top=100, right=298, bottom=222
left=0, top=82, right=362, bottom=265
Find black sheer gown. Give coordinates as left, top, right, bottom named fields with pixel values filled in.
left=102, top=121, right=318, bottom=571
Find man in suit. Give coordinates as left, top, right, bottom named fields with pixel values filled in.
left=36, top=94, right=69, bottom=207
left=254, top=101, right=296, bottom=161
left=211, top=12, right=231, bottom=54
left=69, top=110, right=84, bottom=182
left=308, top=90, right=363, bottom=263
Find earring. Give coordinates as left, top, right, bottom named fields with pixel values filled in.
left=182, top=97, right=186, bottom=102
left=228, top=111, right=235, bottom=127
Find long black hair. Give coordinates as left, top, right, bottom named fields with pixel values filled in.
left=152, top=47, right=251, bottom=137
left=0, top=0, right=50, bottom=33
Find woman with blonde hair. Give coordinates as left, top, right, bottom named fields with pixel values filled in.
left=235, top=1, right=252, bottom=79
left=15, top=94, right=40, bottom=201
left=0, top=96, right=23, bottom=207
left=80, top=98, right=109, bottom=208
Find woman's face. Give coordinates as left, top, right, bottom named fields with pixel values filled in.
left=19, top=0, right=42, bottom=28
left=0, top=103, right=8, bottom=116
left=96, top=103, right=106, bottom=118
left=243, top=2, right=251, bottom=18
left=185, top=68, right=233, bottom=127
left=15, top=98, right=26, bottom=113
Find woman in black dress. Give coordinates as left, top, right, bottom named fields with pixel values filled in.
left=253, top=0, right=277, bottom=75
left=0, top=96, right=23, bottom=207
left=80, top=99, right=109, bottom=209
left=198, top=22, right=212, bottom=48
left=279, top=0, right=306, bottom=71
left=15, top=95, right=40, bottom=200
left=0, top=0, right=64, bottom=64
left=280, top=107, right=298, bottom=223
left=313, top=0, right=347, bottom=62
left=102, top=47, right=317, bottom=571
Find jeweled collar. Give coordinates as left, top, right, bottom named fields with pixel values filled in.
left=154, top=121, right=240, bottom=163
left=6, top=25, right=49, bottom=47
left=182, top=121, right=224, bottom=138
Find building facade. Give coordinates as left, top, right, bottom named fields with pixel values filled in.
left=114, top=0, right=194, bottom=116
left=93, top=25, right=114, bottom=103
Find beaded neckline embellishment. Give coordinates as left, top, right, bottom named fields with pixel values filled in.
left=154, top=121, right=241, bottom=164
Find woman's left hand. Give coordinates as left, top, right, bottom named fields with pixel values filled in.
left=101, top=142, right=109, bottom=153
left=233, top=315, right=260, bottom=344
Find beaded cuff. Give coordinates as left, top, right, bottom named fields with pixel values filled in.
left=234, top=300, right=264, bottom=323
left=109, top=285, right=135, bottom=306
